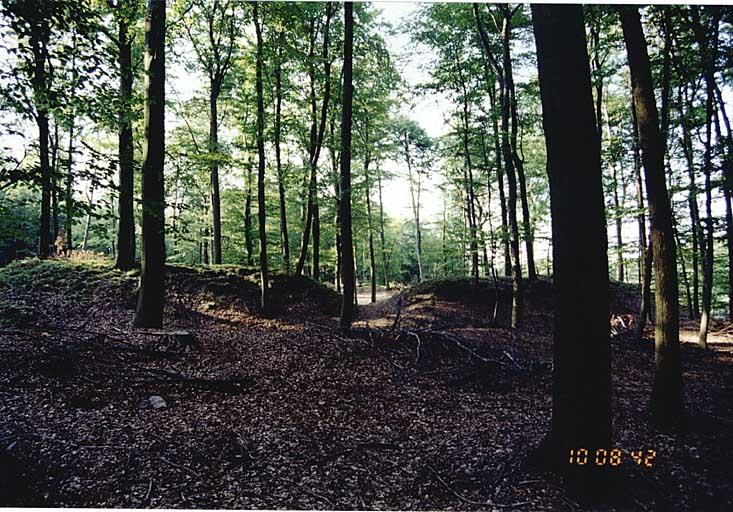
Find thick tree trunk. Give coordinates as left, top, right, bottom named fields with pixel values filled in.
left=116, top=15, right=136, bottom=270
left=134, top=0, right=166, bottom=328
left=253, top=1, right=269, bottom=313
left=532, top=4, right=610, bottom=484
left=339, top=2, right=355, bottom=330
left=621, top=5, right=683, bottom=426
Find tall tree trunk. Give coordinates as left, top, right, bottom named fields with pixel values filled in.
left=82, top=185, right=94, bottom=250
left=632, top=95, right=653, bottom=339
left=364, top=152, right=377, bottom=303
left=31, top=23, right=51, bottom=258
left=489, top=83, right=510, bottom=277
left=338, top=2, right=355, bottom=329
left=532, top=4, right=610, bottom=484
left=274, top=41, right=290, bottom=273
left=244, top=160, right=254, bottom=266
left=404, top=135, right=423, bottom=282
left=621, top=5, right=683, bottom=426
left=253, top=1, right=269, bottom=313
left=210, top=83, right=222, bottom=264
left=296, top=4, right=334, bottom=278
left=51, top=121, right=60, bottom=243
left=692, top=6, right=719, bottom=349
left=499, top=12, right=523, bottom=328
left=611, top=161, right=625, bottom=282
left=376, top=164, right=389, bottom=289
left=713, top=84, right=733, bottom=321
left=134, top=0, right=166, bottom=328
left=679, top=85, right=701, bottom=318
left=116, top=12, right=136, bottom=270
left=453, top=46, right=480, bottom=286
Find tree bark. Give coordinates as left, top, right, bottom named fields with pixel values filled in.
left=134, top=0, right=166, bottom=328
left=209, top=83, right=222, bottom=264
left=364, top=151, right=377, bottom=304
left=296, top=4, right=334, bottom=278
left=116, top=12, right=136, bottom=270
left=339, top=2, right=355, bottom=330
left=532, top=3, right=610, bottom=484
left=376, top=164, right=389, bottom=289
left=620, top=5, right=683, bottom=426
left=274, top=39, right=290, bottom=273
left=253, top=1, right=269, bottom=313
left=31, top=20, right=52, bottom=258
left=244, top=160, right=254, bottom=266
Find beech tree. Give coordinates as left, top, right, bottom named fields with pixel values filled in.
left=134, top=0, right=166, bottom=328
left=532, top=3, right=610, bottom=484
left=620, top=5, right=683, bottom=426
left=339, top=1, right=355, bottom=330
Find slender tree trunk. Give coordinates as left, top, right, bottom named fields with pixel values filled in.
left=253, top=1, right=269, bottom=312
left=679, top=85, right=701, bottom=318
left=611, top=161, right=625, bottom=282
left=274, top=42, right=290, bottom=273
left=210, top=84, right=222, bottom=264
left=244, top=161, right=254, bottom=266
left=116, top=13, right=136, bottom=270
left=51, top=121, right=60, bottom=243
left=489, top=84, right=510, bottom=277
left=632, top=95, right=653, bottom=339
left=621, top=5, right=683, bottom=426
left=692, top=6, right=719, bottom=349
left=404, top=136, right=423, bottom=282
left=532, top=4, right=610, bottom=484
left=376, top=164, right=389, bottom=289
left=82, top=185, right=94, bottom=250
left=31, top=26, right=51, bottom=258
left=296, top=4, right=334, bottom=278
left=364, top=153, right=377, bottom=303
left=339, top=2, right=355, bottom=330
left=713, top=84, right=733, bottom=321
left=134, top=0, right=166, bottom=328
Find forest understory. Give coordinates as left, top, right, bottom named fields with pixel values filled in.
left=0, top=256, right=732, bottom=511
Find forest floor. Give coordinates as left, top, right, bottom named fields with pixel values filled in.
left=0, top=255, right=732, bottom=511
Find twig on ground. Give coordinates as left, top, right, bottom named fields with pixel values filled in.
left=427, top=467, right=531, bottom=508
left=159, top=456, right=201, bottom=477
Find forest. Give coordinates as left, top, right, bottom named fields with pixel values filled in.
left=0, top=1, right=732, bottom=510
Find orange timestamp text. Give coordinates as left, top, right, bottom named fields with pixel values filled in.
left=568, top=448, right=656, bottom=467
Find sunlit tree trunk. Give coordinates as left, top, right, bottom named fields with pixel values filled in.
left=621, top=5, right=683, bottom=426
left=253, top=1, right=269, bottom=313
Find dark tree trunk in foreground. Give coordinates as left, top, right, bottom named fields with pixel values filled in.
left=253, top=1, right=269, bottom=313
left=134, top=0, right=166, bottom=328
left=116, top=11, right=136, bottom=270
left=532, top=4, right=610, bottom=487
left=620, top=5, right=683, bottom=427
left=339, top=2, right=355, bottom=330
left=210, top=85, right=222, bottom=264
